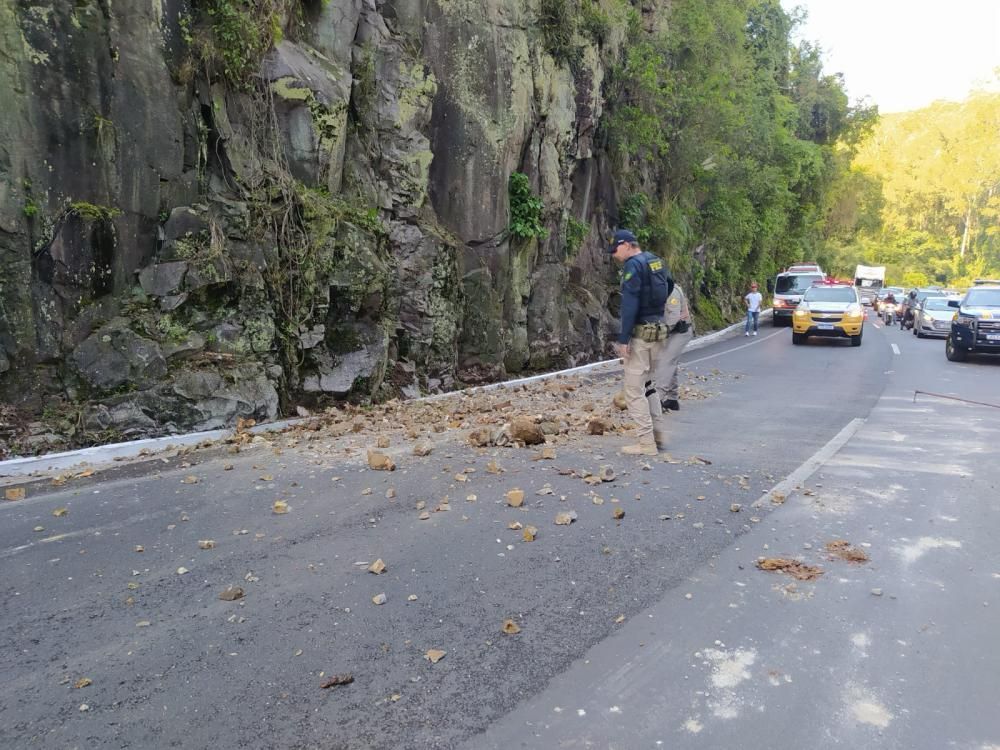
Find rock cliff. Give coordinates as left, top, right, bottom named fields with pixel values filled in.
left=0, top=0, right=649, bottom=447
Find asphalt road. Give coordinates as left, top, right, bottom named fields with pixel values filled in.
left=2, top=318, right=998, bottom=749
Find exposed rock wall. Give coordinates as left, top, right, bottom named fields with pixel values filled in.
left=0, top=0, right=633, bottom=445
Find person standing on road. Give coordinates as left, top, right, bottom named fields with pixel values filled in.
left=608, top=229, right=673, bottom=456
left=650, top=283, right=693, bottom=414
left=744, top=281, right=762, bottom=336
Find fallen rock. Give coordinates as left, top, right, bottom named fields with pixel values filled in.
left=467, top=428, right=493, bottom=447
left=508, top=417, right=545, bottom=446
left=505, top=489, right=525, bottom=507
left=825, top=540, right=869, bottom=564
left=368, top=559, right=387, bottom=574
left=368, top=450, right=396, bottom=471
left=756, top=558, right=823, bottom=581
left=612, top=391, right=627, bottom=411
left=320, top=674, right=354, bottom=688
left=218, top=585, right=245, bottom=601
left=413, top=441, right=434, bottom=456
left=587, top=418, right=609, bottom=435
left=424, top=649, right=446, bottom=664
left=554, top=511, right=577, bottom=525
left=372, top=593, right=387, bottom=605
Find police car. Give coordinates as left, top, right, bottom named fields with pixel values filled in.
left=945, top=284, right=1000, bottom=362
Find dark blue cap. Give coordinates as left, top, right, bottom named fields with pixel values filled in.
left=607, top=229, right=637, bottom=253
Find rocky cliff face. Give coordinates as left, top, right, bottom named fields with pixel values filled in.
left=0, top=0, right=635, bottom=448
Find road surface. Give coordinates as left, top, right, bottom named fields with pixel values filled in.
left=2, top=320, right=998, bottom=749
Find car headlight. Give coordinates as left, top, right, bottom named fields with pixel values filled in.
left=844, top=304, right=863, bottom=318
left=957, top=315, right=977, bottom=327
left=794, top=308, right=809, bottom=317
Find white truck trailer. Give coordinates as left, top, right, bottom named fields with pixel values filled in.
left=854, top=265, right=885, bottom=305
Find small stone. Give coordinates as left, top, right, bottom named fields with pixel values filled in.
left=729, top=504, right=742, bottom=513
left=413, top=441, right=434, bottom=456
left=587, top=418, right=609, bottom=435
left=871, top=588, right=883, bottom=597
left=368, top=559, right=387, bottom=574
left=372, top=593, right=387, bottom=605
left=376, top=436, right=391, bottom=449
left=218, top=585, right=245, bottom=601
left=506, top=489, right=525, bottom=507
left=612, top=508, right=625, bottom=520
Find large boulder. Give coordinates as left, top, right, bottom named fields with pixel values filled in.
left=72, top=321, right=167, bottom=392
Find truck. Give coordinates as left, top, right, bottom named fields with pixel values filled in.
left=768, top=263, right=826, bottom=326
left=853, top=265, right=885, bottom=305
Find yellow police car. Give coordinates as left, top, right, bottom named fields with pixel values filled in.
left=792, top=282, right=865, bottom=347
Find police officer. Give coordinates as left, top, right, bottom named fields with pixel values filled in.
left=608, top=230, right=673, bottom=456
left=650, top=283, right=693, bottom=415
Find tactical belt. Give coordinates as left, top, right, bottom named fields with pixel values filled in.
left=632, top=322, right=669, bottom=343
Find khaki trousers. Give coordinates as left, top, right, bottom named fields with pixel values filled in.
left=623, top=337, right=667, bottom=441
left=655, top=327, right=693, bottom=401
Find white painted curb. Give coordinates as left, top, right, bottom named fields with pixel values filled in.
left=0, top=311, right=770, bottom=478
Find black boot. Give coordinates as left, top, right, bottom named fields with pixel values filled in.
left=661, top=399, right=680, bottom=412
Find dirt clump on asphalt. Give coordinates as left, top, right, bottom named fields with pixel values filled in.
left=825, top=540, right=869, bottom=564
left=756, top=557, right=824, bottom=581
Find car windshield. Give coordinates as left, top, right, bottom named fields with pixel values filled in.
left=923, top=298, right=952, bottom=311
left=776, top=274, right=824, bottom=294
left=804, top=287, right=857, bottom=303
left=965, top=289, right=1000, bottom=307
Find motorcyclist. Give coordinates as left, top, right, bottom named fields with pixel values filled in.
left=901, top=290, right=918, bottom=329
left=882, top=291, right=898, bottom=325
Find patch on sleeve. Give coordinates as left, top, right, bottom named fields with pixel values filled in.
left=648, top=259, right=664, bottom=271
left=623, top=270, right=635, bottom=281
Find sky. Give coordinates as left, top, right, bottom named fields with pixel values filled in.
left=780, top=0, right=1000, bottom=113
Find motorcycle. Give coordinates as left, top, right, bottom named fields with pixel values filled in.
left=879, top=300, right=903, bottom=326
left=881, top=302, right=897, bottom=326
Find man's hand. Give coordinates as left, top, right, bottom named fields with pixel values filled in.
left=613, top=342, right=629, bottom=360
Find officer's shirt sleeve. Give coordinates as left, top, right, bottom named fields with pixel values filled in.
left=618, top=258, right=643, bottom=344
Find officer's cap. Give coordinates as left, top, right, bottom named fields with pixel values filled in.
left=607, top=229, right=637, bottom=253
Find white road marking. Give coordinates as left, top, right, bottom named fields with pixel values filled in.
left=891, top=343, right=901, bottom=355
left=685, top=330, right=784, bottom=366
left=751, top=418, right=865, bottom=508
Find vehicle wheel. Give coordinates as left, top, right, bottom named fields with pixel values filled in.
left=792, top=332, right=806, bottom=345
left=851, top=333, right=863, bottom=347
left=945, top=336, right=968, bottom=362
